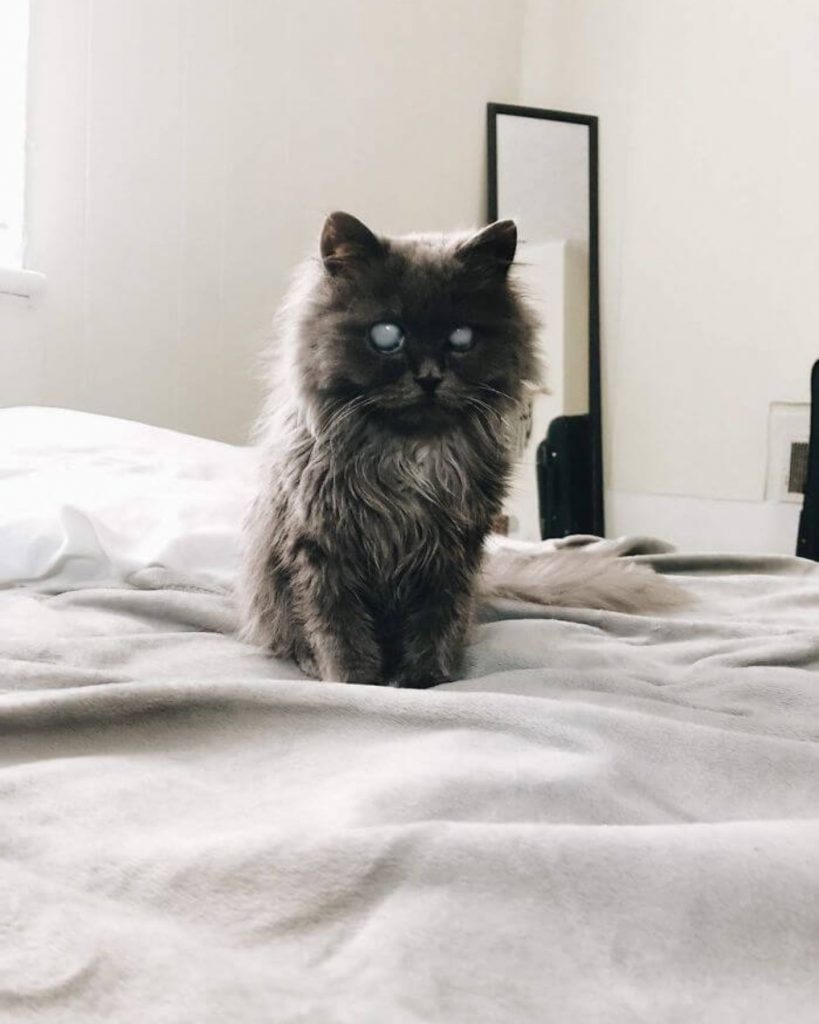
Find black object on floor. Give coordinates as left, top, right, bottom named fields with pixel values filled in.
left=537, top=414, right=594, bottom=540
left=797, top=359, right=819, bottom=560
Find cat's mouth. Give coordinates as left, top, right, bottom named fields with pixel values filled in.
left=369, top=393, right=458, bottom=431
left=403, top=391, right=454, bottom=411
left=396, top=398, right=459, bottom=426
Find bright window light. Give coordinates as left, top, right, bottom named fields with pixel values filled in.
left=0, top=0, right=30, bottom=269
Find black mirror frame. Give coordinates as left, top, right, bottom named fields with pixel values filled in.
left=487, top=102, right=604, bottom=538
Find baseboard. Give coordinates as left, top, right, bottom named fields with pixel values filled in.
left=607, top=490, right=803, bottom=555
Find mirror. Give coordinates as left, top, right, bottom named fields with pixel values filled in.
left=487, top=103, right=602, bottom=541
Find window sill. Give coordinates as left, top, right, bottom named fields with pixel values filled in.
left=0, top=267, right=46, bottom=299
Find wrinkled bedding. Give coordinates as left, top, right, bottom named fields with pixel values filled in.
left=1, top=408, right=818, bottom=1023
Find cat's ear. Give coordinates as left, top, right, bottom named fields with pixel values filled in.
left=456, top=220, right=517, bottom=277
left=320, top=212, right=385, bottom=276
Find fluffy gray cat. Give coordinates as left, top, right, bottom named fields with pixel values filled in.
left=238, top=212, right=680, bottom=687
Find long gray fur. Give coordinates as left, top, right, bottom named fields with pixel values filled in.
left=238, top=212, right=539, bottom=686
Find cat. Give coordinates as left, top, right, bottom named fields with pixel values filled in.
left=238, top=212, right=682, bottom=687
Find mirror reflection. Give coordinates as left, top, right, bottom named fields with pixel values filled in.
left=490, top=104, right=600, bottom=541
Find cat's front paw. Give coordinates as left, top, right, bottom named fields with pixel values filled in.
left=293, top=643, right=321, bottom=679
left=340, top=668, right=389, bottom=686
left=312, top=651, right=387, bottom=686
left=295, top=654, right=384, bottom=685
left=392, top=668, right=454, bottom=690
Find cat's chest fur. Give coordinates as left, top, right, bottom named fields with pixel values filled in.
left=294, top=427, right=496, bottom=571
left=380, top=436, right=469, bottom=501
left=316, top=432, right=471, bottom=512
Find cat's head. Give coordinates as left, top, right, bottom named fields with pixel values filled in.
left=293, top=212, right=539, bottom=435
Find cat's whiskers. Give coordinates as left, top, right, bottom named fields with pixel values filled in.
left=477, top=382, right=517, bottom=404
left=320, top=393, right=373, bottom=447
left=465, top=395, right=508, bottom=433
left=466, top=395, right=500, bottom=417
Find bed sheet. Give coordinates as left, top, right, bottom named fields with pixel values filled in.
left=1, top=407, right=818, bottom=1023
left=0, top=406, right=255, bottom=592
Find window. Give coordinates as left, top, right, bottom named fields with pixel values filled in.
left=0, top=0, right=30, bottom=270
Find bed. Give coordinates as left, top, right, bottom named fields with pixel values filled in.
left=1, top=406, right=818, bottom=1023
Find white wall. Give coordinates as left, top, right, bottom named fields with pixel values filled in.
left=518, top=0, right=819, bottom=551
left=1, top=0, right=524, bottom=443
left=6, top=0, right=818, bottom=553
left=0, top=0, right=29, bottom=267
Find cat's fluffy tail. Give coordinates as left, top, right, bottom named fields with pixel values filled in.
left=479, top=545, right=687, bottom=614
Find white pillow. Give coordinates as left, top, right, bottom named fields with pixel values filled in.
left=0, top=407, right=256, bottom=591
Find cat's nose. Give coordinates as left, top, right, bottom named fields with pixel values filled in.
left=415, top=373, right=443, bottom=395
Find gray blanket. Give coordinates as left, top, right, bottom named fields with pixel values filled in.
left=2, top=552, right=819, bottom=1023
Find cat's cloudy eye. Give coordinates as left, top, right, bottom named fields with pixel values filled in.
left=368, top=322, right=405, bottom=353
left=448, top=326, right=475, bottom=351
